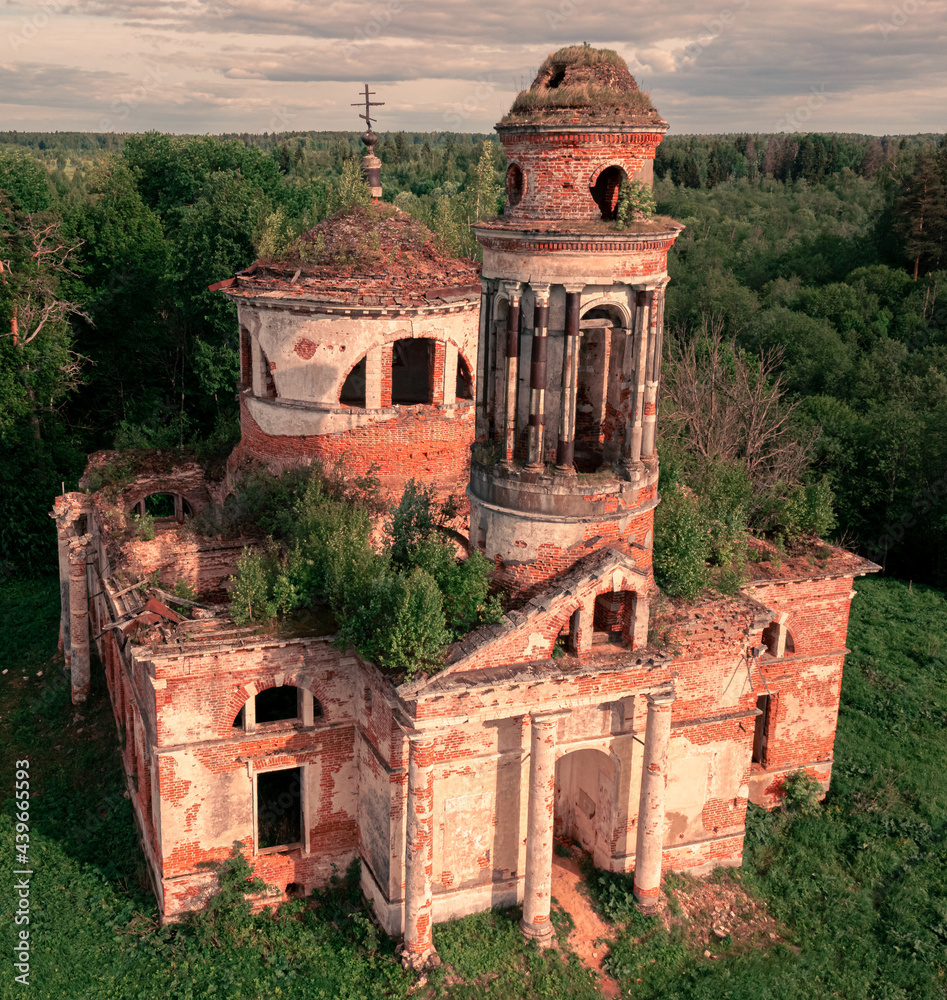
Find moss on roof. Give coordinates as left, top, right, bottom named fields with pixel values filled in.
left=501, top=43, right=663, bottom=125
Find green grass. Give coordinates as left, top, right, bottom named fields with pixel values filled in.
left=1, top=575, right=945, bottom=999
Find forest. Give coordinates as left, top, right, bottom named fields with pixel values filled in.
left=0, top=126, right=945, bottom=586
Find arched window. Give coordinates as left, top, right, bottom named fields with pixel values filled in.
left=762, top=621, right=795, bottom=657
left=575, top=306, right=624, bottom=472
left=231, top=685, right=323, bottom=731
left=456, top=353, right=474, bottom=400
left=340, top=356, right=367, bottom=406
left=590, top=165, right=626, bottom=220
left=506, top=163, right=525, bottom=207
left=593, top=591, right=638, bottom=648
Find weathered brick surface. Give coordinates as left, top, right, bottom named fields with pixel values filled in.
left=498, top=129, right=665, bottom=223
left=233, top=394, right=473, bottom=509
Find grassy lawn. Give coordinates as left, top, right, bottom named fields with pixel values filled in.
left=1, top=575, right=945, bottom=999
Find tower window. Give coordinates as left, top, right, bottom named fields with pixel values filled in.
left=590, top=165, right=625, bottom=220
left=506, top=164, right=525, bottom=207
left=392, top=338, right=435, bottom=404
left=456, top=353, right=474, bottom=400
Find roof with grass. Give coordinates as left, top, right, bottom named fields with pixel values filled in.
left=217, top=203, right=481, bottom=309
left=500, top=45, right=665, bottom=128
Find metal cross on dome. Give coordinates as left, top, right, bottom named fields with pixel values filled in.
left=352, top=83, right=384, bottom=131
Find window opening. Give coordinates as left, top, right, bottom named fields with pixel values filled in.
left=456, top=353, right=474, bottom=400
left=590, top=165, right=625, bottom=220
left=260, top=347, right=277, bottom=398
left=131, top=493, right=192, bottom=522
left=256, top=684, right=299, bottom=724
left=592, top=592, right=636, bottom=647
left=506, top=163, right=525, bottom=207
left=752, top=695, right=771, bottom=765
left=575, top=310, right=616, bottom=472
left=340, top=356, right=367, bottom=406
left=547, top=65, right=566, bottom=88
left=231, top=686, right=323, bottom=730
left=391, top=338, right=434, bottom=404
left=257, top=767, right=302, bottom=850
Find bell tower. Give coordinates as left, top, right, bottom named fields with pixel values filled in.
left=470, top=46, right=683, bottom=601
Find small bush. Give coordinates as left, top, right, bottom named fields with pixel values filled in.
left=131, top=511, right=155, bottom=541
left=781, top=769, right=824, bottom=816
left=616, top=178, right=657, bottom=226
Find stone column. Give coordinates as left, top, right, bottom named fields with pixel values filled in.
left=621, top=290, right=653, bottom=475
left=641, top=284, right=666, bottom=458
left=521, top=710, right=568, bottom=946
left=556, top=286, right=583, bottom=472
left=403, top=730, right=438, bottom=969
left=56, top=517, right=72, bottom=667
left=476, top=283, right=494, bottom=438
left=501, top=283, right=522, bottom=466
left=526, top=285, right=550, bottom=469
left=634, top=690, right=675, bottom=909
left=68, top=538, right=91, bottom=704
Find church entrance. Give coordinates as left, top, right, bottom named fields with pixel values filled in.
left=554, top=749, right=616, bottom=868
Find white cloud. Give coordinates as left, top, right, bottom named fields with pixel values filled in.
left=0, top=0, right=943, bottom=133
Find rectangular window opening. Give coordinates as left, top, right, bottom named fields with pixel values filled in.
left=752, top=695, right=771, bottom=765
left=257, top=767, right=303, bottom=851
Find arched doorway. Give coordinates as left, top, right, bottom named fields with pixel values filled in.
left=576, top=304, right=627, bottom=472
left=554, top=749, right=616, bottom=867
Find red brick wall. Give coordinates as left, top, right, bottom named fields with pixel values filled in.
left=235, top=395, right=474, bottom=510
left=498, top=130, right=664, bottom=222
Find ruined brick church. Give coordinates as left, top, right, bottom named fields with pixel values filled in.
left=52, top=48, right=876, bottom=968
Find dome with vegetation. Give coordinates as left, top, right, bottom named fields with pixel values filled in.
left=230, top=202, right=481, bottom=309
left=502, top=44, right=664, bottom=126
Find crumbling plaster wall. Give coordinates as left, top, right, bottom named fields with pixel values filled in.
left=237, top=303, right=477, bottom=416
left=129, top=637, right=361, bottom=918
left=741, top=574, right=860, bottom=806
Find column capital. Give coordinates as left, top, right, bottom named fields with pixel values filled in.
left=562, top=282, right=586, bottom=294
left=401, top=724, right=454, bottom=744
left=529, top=282, right=552, bottom=304
left=644, top=688, right=676, bottom=708
left=529, top=708, right=571, bottom=725
left=500, top=280, right=524, bottom=301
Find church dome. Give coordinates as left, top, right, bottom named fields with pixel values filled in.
left=226, top=203, right=480, bottom=310
left=501, top=44, right=665, bottom=127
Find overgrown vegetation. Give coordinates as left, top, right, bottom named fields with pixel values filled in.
left=615, top=178, right=656, bottom=226
left=507, top=84, right=655, bottom=118
left=217, top=466, right=501, bottom=679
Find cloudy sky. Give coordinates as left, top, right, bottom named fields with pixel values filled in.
left=1, top=0, right=945, bottom=136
